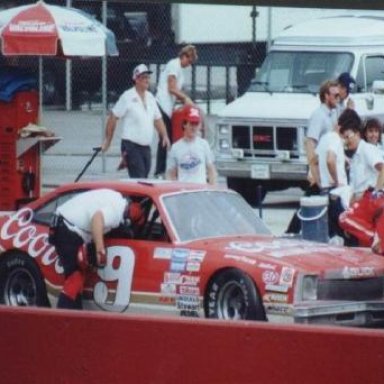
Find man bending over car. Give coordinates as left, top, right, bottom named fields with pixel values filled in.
left=49, top=189, right=143, bottom=310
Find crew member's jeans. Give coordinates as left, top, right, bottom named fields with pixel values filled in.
left=121, top=139, right=151, bottom=178
left=154, top=108, right=172, bottom=176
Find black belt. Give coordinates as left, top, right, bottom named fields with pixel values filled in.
left=122, top=139, right=150, bottom=148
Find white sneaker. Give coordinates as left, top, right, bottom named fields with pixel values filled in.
left=328, top=235, right=344, bottom=246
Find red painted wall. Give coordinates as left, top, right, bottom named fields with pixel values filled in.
left=0, top=306, right=383, bottom=384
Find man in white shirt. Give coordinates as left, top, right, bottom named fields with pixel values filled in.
left=305, top=80, right=339, bottom=188
left=338, top=109, right=384, bottom=249
left=316, top=123, right=348, bottom=238
left=102, top=64, right=170, bottom=178
left=51, top=189, right=143, bottom=309
left=339, top=110, right=384, bottom=200
left=166, top=105, right=216, bottom=185
left=337, top=72, right=356, bottom=115
left=155, top=45, right=198, bottom=177
left=316, top=128, right=348, bottom=191
left=286, top=80, right=339, bottom=234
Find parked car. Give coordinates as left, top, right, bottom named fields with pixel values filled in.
left=0, top=179, right=384, bottom=327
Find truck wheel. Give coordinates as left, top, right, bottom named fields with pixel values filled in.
left=0, top=252, right=49, bottom=307
left=204, top=268, right=266, bottom=321
left=227, top=178, right=267, bottom=206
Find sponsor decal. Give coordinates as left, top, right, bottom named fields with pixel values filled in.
left=176, top=295, right=200, bottom=310
left=188, top=250, right=206, bottom=262
left=265, top=304, right=292, bottom=315
left=170, top=261, right=186, bottom=272
left=279, top=267, right=295, bottom=286
left=164, top=272, right=181, bottom=284
left=258, top=262, right=277, bottom=270
left=342, top=266, right=375, bottom=279
left=265, top=284, right=289, bottom=293
left=154, top=247, right=173, bottom=260
left=180, top=275, right=200, bottom=286
left=263, top=293, right=288, bottom=303
left=170, top=248, right=190, bottom=272
left=224, top=254, right=256, bottom=265
left=172, top=248, right=190, bottom=261
left=10, top=21, right=56, bottom=33
left=179, top=285, right=200, bottom=296
left=160, top=283, right=177, bottom=295
left=227, top=240, right=306, bottom=257
left=262, top=270, right=280, bottom=285
left=186, top=261, right=201, bottom=272
left=0, top=208, right=61, bottom=273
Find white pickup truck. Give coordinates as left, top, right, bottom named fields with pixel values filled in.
left=215, top=16, right=384, bottom=204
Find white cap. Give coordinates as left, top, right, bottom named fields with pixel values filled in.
left=132, top=64, right=152, bottom=80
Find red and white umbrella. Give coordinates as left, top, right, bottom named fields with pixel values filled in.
left=0, top=0, right=118, bottom=57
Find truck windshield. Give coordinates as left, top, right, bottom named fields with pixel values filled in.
left=249, top=51, right=353, bottom=94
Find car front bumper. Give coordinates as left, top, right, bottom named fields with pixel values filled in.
left=294, top=301, right=384, bottom=327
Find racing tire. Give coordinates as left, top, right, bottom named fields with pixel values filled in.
left=204, top=268, right=266, bottom=321
left=0, top=251, right=50, bottom=307
left=227, top=177, right=267, bottom=207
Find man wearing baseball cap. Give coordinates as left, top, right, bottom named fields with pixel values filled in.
left=337, top=72, right=356, bottom=114
left=102, top=64, right=170, bottom=178
left=166, top=104, right=216, bottom=185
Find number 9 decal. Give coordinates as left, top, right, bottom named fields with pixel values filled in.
left=93, top=246, right=135, bottom=312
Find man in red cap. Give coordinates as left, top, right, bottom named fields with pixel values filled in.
left=166, top=105, right=216, bottom=185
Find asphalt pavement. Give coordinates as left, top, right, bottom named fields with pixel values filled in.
left=40, top=109, right=300, bottom=236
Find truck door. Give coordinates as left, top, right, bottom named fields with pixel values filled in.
left=356, top=55, right=384, bottom=118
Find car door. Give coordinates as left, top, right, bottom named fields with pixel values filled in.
left=87, top=194, right=175, bottom=314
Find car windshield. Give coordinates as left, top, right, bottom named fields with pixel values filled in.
left=163, top=190, right=271, bottom=242
left=248, top=51, right=353, bottom=94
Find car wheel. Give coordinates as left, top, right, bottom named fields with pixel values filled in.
left=204, top=268, right=266, bottom=321
left=227, top=177, right=267, bottom=207
left=0, top=252, right=49, bottom=307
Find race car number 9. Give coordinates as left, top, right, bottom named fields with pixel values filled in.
left=93, top=246, right=135, bottom=312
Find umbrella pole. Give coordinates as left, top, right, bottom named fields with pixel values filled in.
left=38, top=56, right=43, bottom=123
left=101, top=1, right=107, bottom=174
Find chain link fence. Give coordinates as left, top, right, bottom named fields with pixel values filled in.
left=0, top=0, right=267, bottom=182
left=1, top=1, right=267, bottom=111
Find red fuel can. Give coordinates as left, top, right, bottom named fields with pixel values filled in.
left=171, top=107, right=185, bottom=142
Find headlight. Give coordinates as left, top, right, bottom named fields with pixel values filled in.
left=301, top=275, right=318, bottom=301
left=219, top=139, right=230, bottom=149
left=218, top=125, right=229, bottom=135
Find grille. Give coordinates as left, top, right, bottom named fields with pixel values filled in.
left=277, top=127, right=297, bottom=151
left=318, top=278, right=384, bottom=301
left=231, top=124, right=299, bottom=157
left=232, top=125, right=250, bottom=149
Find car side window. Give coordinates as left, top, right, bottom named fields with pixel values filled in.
left=32, top=190, right=86, bottom=226
left=129, top=196, right=169, bottom=242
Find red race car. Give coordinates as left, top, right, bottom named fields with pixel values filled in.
left=1, top=179, right=384, bottom=327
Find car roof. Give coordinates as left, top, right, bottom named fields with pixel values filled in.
left=50, top=178, right=220, bottom=199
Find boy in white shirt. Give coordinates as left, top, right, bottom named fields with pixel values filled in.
left=166, top=105, right=216, bottom=185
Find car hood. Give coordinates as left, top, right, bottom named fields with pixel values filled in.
left=190, top=235, right=384, bottom=273
left=217, top=92, right=320, bottom=120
